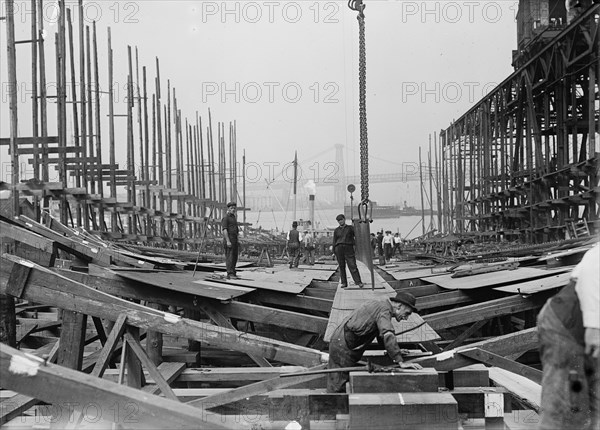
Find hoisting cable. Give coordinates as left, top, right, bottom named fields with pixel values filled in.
left=348, top=0, right=370, bottom=213
left=348, top=0, right=375, bottom=290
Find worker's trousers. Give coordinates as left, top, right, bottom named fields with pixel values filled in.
left=334, top=244, right=362, bottom=286
left=288, top=244, right=300, bottom=268
left=327, top=323, right=363, bottom=393
left=538, top=301, right=599, bottom=430
left=224, top=241, right=239, bottom=276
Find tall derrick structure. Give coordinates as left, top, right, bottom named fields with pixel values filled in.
left=439, top=1, right=599, bottom=243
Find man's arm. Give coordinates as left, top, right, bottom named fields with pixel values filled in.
left=382, top=332, right=423, bottom=369
left=222, top=218, right=232, bottom=247
left=377, top=311, right=422, bottom=369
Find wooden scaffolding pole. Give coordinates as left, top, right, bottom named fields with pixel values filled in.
left=92, top=21, right=104, bottom=230
left=107, top=27, right=117, bottom=231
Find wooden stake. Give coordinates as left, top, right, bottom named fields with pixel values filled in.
left=92, top=21, right=104, bottom=229
left=5, top=0, right=19, bottom=217
left=37, top=0, right=49, bottom=185
left=155, top=59, right=165, bottom=216
left=143, top=66, right=151, bottom=233
left=107, top=27, right=117, bottom=231
left=30, top=0, right=39, bottom=182
left=67, top=9, right=82, bottom=227
left=419, top=147, right=425, bottom=236
left=85, top=25, right=95, bottom=196
left=78, top=1, right=89, bottom=230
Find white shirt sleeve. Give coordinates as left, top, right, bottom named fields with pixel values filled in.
left=286, top=231, right=290, bottom=241
left=573, top=243, right=600, bottom=329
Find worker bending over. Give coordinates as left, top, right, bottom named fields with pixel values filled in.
left=327, top=291, right=423, bottom=393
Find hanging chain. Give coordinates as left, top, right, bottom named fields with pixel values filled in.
left=357, top=10, right=368, bottom=203
left=349, top=0, right=369, bottom=204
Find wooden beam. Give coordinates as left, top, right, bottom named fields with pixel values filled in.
left=56, top=310, right=87, bottom=370
left=0, top=218, right=56, bottom=257
left=458, top=347, right=543, bottom=384
left=0, top=136, right=59, bottom=145
left=411, top=328, right=538, bottom=372
left=416, top=290, right=475, bottom=310
left=0, top=344, right=233, bottom=429
left=123, top=331, right=178, bottom=401
left=0, top=256, right=325, bottom=367
left=198, top=305, right=272, bottom=368
left=18, top=216, right=151, bottom=268
left=423, top=292, right=553, bottom=330
left=443, top=319, right=489, bottom=351
left=175, top=367, right=307, bottom=382
left=248, top=289, right=332, bottom=314
left=187, top=364, right=327, bottom=409
left=202, top=300, right=328, bottom=335
left=90, top=313, right=127, bottom=377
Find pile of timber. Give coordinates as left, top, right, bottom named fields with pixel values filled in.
left=1, top=215, right=592, bottom=429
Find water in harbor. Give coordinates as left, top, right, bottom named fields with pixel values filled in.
left=246, top=208, right=434, bottom=240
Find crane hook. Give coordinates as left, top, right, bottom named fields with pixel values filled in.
left=348, top=0, right=365, bottom=15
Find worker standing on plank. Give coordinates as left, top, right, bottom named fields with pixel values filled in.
left=332, top=214, right=364, bottom=288
left=326, top=291, right=423, bottom=393
left=538, top=242, right=599, bottom=429
left=286, top=221, right=302, bottom=269
left=221, top=202, right=240, bottom=280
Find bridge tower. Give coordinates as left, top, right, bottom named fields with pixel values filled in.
left=333, top=144, right=346, bottom=206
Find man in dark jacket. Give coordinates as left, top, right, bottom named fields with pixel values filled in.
left=221, top=201, right=240, bottom=279
left=327, top=291, right=424, bottom=393
left=286, top=221, right=302, bottom=268
left=332, top=214, right=363, bottom=288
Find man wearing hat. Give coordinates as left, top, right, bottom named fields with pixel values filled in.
left=286, top=221, right=303, bottom=269
left=326, top=291, right=423, bottom=393
left=221, top=201, right=240, bottom=279
left=332, top=214, right=363, bottom=288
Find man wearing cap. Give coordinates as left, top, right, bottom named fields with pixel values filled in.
left=326, top=291, right=424, bottom=393
left=286, top=221, right=303, bottom=269
left=221, top=202, right=240, bottom=280
left=332, top=214, right=363, bottom=288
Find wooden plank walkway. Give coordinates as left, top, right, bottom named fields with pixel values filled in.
left=324, top=262, right=439, bottom=343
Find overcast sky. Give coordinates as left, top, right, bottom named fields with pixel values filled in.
left=2, top=0, right=518, bottom=190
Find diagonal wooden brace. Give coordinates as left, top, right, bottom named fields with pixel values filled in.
left=123, top=331, right=179, bottom=401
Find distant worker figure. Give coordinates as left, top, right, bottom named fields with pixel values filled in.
left=221, top=201, right=240, bottom=280
left=538, top=242, right=599, bottom=429
left=303, top=230, right=316, bottom=265
left=383, top=230, right=394, bottom=262
left=393, top=233, right=402, bottom=256
left=332, top=214, right=363, bottom=288
left=376, top=230, right=384, bottom=265
left=326, top=291, right=424, bottom=393
left=286, top=221, right=302, bottom=268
